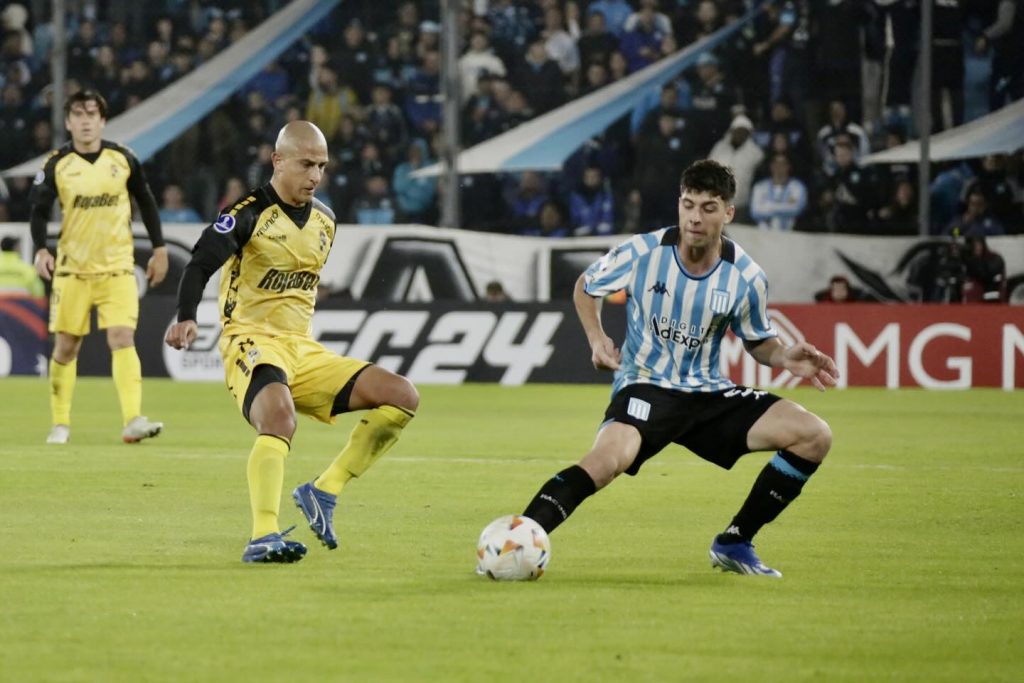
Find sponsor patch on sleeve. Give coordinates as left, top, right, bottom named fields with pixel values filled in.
left=214, top=214, right=236, bottom=233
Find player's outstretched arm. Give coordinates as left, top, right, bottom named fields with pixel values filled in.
left=574, top=274, right=620, bottom=371
left=746, top=338, right=839, bottom=392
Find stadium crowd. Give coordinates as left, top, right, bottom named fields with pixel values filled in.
left=0, top=0, right=1021, bottom=237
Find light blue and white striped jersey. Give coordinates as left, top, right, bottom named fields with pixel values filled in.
left=583, top=227, right=776, bottom=394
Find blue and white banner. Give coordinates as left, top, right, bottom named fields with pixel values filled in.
left=2, top=0, right=339, bottom=178
left=414, top=2, right=768, bottom=177
left=863, top=98, right=1024, bottom=165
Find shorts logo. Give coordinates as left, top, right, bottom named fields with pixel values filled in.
left=627, top=397, right=651, bottom=421
left=724, top=387, right=767, bottom=400
left=214, top=214, right=236, bottom=234
left=710, top=289, right=730, bottom=314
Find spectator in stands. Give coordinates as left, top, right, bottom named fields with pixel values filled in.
left=459, top=31, right=507, bottom=103
left=709, top=114, right=764, bottom=218
left=817, top=137, right=874, bottom=233
left=404, top=49, right=442, bottom=136
left=541, top=5, right=580, bottom=77
left=632, top=81, right=690, bottom=138
left=816, top=99, right=870, bottom=172
left=332, top=19, right=374, bottom=102
left=874, top=179, right=918, bottom=235
left=908, top=238, right=968, bottom=303
left=0, top=235, right=43, bottom=297
left=392, top=138, right=437, bottom=224
left=569, top=165, right=615, bottom=236
left=587, top=0, right=633, bottom=38
left=484, top=280, right=510, bottom=302
left=577, top=10, right=618, bottom=71
left=463, top=72, right=505, bottom=145
left=620, top=3, right=668, bottom=73
left=929, top=161, right=975, bottom=233
left=815, top=275, right=863, bottom=303
left=159, top=184, right=201, bottom=223
left=487, top=0, right=539, bottom=66
left=365, top=83, right=408, bottom=166
left=946, top=189, right=1006, bottom=238
left=509, top=171, right=550, bottom=223
left=686, top=52, right=736, bottom=152
left=979, top=0, right=1024, bottom=108
left=306, top=62, right=360, bottom=143
left=625, top=0, right=674, bottom=39
left=512, top=39, right=565, bottom=115
left=633, top=112, right=694, bottom=227
left=521, top=199, right=572, bottom=238
left=676, top=0, right=723, bottom=46
left=217, top=176, right=246, bottom=212
left=754, top=100, right=812, bottom=176
left=931, top=0, right=965, bottom=130
left=750, top=154, right=808, bottom=232
left=813, top=0, right=867, bottom=122
left=351, top=174, right=397, bottom=225
left=967, top=155, right=1019, bottom=231
left=962, top=235, right=1007, bottom=302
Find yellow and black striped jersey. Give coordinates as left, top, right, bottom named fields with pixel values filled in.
left=28, top=140, right=155, bottom=275
left=178, top=183, right=336, bottom=338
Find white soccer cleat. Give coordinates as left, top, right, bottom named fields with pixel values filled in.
left=46, top=424, right=70, bottom=444
left=122, top=416, right=163, bottom=443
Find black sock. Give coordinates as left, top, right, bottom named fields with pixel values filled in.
left=522, top=465, right=597, bottom=534
left=718, top=450, right=819, bottom=544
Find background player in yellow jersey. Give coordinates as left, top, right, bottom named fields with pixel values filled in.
left=30, top=90, right=167, bottom=445
left=165, top=121, right=418, bottom=564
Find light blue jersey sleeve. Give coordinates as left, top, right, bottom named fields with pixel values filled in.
left=582, top=238, right=640, bottom=297
left=729, top=272, right=777, bottom=341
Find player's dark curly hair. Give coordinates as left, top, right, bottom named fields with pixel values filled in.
left=64, top=89, right=108, bottom=119
left=680, top=159, right=736, bottom=202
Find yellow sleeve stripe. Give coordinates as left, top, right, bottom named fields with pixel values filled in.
left=230, top=195, right=258, bottom=216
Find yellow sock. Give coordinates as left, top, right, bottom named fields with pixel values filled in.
left=315, top=405, right=414, bottom=495
left=111, top=346, right=142, bottom=426
left=49, top=357, right=77, bottom=426
left=248, top=435, right=290, bottom=539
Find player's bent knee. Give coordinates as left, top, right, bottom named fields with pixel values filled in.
left=392, top=375, right=420, bottom=412
left=800, top=415, right=832, bottom=463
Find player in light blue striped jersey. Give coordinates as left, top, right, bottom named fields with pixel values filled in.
left=519, top=160, right=839, bottom=578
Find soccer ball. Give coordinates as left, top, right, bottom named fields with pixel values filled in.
left=476, top=515, right=551, bottom=581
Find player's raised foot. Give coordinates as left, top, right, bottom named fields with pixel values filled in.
left=242, top=526, right=307, bottom=564
left=292, top=481, right=338, bottom=550
left=709, top=537, right=783, bottom=578
left=46, top=424, right=70, bottom=444
left=122, top=416, right=163, bottom=443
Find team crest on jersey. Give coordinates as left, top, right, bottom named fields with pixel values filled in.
left=319, top=228, right=327, bottom=252
left=710, top=289, right=730, bottom=314
left=110, top=163, right=119, bottom=178
left=214, top=214, right=236, bottom=233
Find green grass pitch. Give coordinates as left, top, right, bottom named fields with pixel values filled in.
left=1, top=377, right=1021, bottom=682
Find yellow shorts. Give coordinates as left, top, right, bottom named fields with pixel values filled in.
left=49, top=272, right=139, bottom=335
left=219, top=333, right=370, bottom=424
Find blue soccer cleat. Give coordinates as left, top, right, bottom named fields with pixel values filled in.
left=292, top=481, right=338, bottom=550
left=709, top=537, right=783, bottom=578
left=242, top=526, right=307, bottom=564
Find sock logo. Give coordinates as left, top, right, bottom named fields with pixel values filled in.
left=769, top=489, right=788, bottom=503
left=626, top=397, right=651, bottom=421
left=539, top=494, right=568, bottom=520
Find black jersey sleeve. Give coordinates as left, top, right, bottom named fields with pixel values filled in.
left=27, top=151, right=60, bottom=253
left=175, top=208, right=257, bottom=322
left=122, top=146, right=164, bottom=248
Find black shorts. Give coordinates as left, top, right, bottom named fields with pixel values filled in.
left=604, top=383, right=783, bottom=475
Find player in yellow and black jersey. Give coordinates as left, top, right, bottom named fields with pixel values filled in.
left=166, top=121, right=418, bottom=564
left=29, top=89, right=167, bottom=445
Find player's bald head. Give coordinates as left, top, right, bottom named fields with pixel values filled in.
left=274, top=121, right=328, bottom=157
